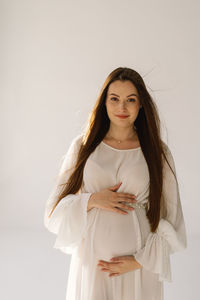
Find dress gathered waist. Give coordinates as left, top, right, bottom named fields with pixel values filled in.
left=124, top=201, right=149, bottom=210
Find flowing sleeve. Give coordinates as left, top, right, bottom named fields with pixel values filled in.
left=133, top=144, right=187, bottom=282
left=43, top=134, right=92, bottom=255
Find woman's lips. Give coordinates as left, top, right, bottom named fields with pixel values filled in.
left=115, top=115, right=129, bottom=119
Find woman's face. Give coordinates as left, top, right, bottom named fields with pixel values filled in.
left=105, top=80, right=142, bottom=128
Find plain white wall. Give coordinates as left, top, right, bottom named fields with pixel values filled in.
left=1, top=0, right=199, bottom=299
left=1, top=0, right=199, bottom=234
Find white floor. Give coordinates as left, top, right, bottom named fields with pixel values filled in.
left=1, top=229, right=198, bottom=300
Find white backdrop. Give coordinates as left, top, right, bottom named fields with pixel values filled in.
left=1, top=0, right=199, bottom=299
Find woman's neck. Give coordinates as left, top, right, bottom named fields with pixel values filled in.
left=105, top=126, right=137, bottom=142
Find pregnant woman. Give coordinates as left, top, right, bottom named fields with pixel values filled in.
left=44, top=67, right=187, bottom=300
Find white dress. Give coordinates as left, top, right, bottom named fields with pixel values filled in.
left=44, top=134, right=187, bottom=300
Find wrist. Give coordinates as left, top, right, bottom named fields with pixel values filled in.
left=133, top=256, right=142, bottom=269
left=87, top=193, right=96, bottom=212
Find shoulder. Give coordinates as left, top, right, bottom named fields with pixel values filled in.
left=161, top=141, right=176, bottom=175
left=66, top=133, right=84, bottom=155
left=161, top=141, right=174, bottom=161
left=59, top=134, right=84, bottom=172
left=70, top=133, right=84, bottom=147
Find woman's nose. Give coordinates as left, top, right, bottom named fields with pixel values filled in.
left=119, top=102, right=127, bottom=109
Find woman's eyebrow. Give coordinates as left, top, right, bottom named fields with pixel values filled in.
left=109, top=93, right=138, bottom=98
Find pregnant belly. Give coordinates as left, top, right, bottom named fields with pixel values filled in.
left=93, top=209, right=138, bottom=260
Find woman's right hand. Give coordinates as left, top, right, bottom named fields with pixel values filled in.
left=88, top=182, right=137, bottom=214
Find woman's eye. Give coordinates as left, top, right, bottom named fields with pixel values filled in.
left=110, top=97, right=136, bottom=102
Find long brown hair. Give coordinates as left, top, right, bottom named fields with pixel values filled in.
left=48, top=67, right=177, bottom=232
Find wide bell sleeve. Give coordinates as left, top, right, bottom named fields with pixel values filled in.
left=133, top=144, right=187, bottom=282
left=43, top=134, right=92, bottom=254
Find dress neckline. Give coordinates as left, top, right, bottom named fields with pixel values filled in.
left=101, top=141, right=141, bottom=152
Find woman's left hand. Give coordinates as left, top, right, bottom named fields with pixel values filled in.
left=97, top=255, right=142, bottom=277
